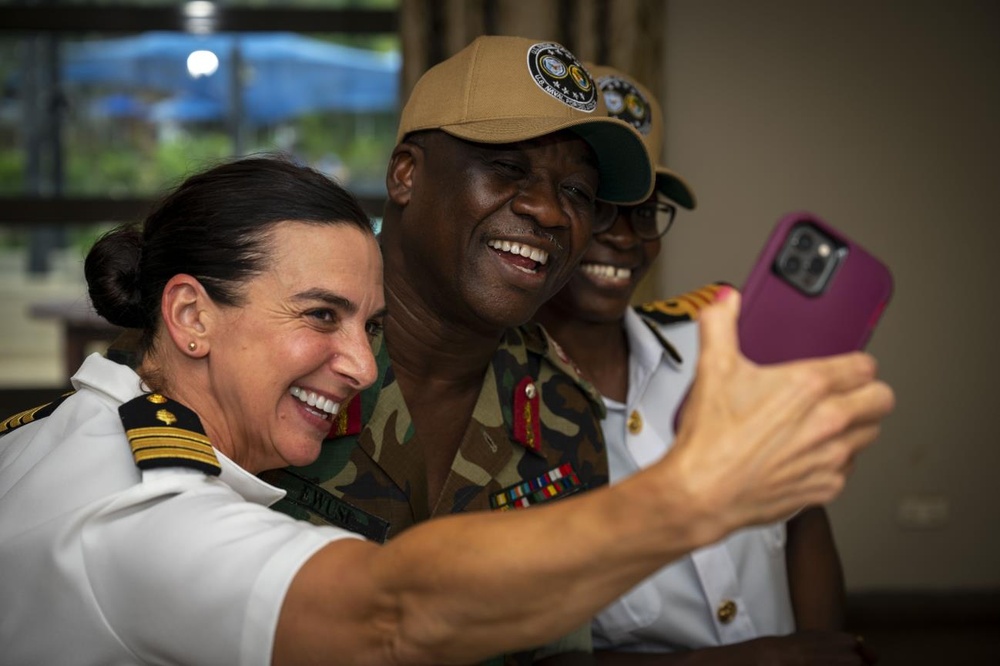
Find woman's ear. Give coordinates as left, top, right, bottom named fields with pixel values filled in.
left=161, top=274, right=212, bottom=357
left=385, top=141, right=419, bottom=207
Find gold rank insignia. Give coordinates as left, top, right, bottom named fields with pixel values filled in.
left=636, top=281, right=731, bottom=324
left=512, top=376, right=542, bottom=452
left=635, top=282, right=733, bottom=364
left=0, top=392, right=75, bottom=438
left=118, top=393, right=221, bottom=475
left=327, top=393, right=362, bottom=438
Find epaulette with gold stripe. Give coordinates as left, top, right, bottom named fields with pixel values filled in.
left=118, top=393, right=221, bottom=476
left=635, top=282, right=732, bottom=325
left=0, top=392, right=75, bottom=438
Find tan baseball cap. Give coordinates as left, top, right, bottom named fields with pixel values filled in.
left=587, top=65, right=697, bottom=209
left=397, top=36, right=654, bottom=205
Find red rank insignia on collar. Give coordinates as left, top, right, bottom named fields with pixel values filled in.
left=327, top=393, right=362, bottom=438
left=512, top=376, right=542, bottom=452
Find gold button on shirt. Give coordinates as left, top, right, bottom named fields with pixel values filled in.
left=717, top=599, right=738, bottom=624
left=627, top=410, right=642, bottom=434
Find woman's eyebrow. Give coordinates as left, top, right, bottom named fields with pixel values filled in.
left=292, top=288, right=355, bottom=313
left=293, top=289, right=388, bottom=321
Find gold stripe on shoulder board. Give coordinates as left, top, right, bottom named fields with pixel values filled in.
left=0, top=392, right=75, bottom=437
left=635, top=282, right=730, bottom=324
left=118, top=393, right=221, bottom=475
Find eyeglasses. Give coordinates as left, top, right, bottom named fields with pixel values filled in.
left=592, top=199, right=677, bottom=240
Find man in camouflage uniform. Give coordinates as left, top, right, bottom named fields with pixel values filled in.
left=264, top=35, right=655, bottom=664
left=266, top=324, right=608, bottom=543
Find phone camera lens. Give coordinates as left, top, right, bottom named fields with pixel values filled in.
left=794, top=233, right=814, bottom=251
left=807, top=256, right=826, bottom=275
left=782, top=256, right=801, bottom=274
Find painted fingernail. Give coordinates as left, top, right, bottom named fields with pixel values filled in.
left=715, top=285, right=733, bottom=302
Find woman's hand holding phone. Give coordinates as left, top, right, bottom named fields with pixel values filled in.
left=659, top=287, right=895, bottom=540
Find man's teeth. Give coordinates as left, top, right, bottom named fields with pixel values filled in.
left=582, top=263, right=632, bottom=280
left=289, top=386, right=341, bottom=417
left=487, top=240, right=549, bottom=265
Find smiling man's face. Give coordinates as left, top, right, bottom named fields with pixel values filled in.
left=392, top=130, right=602, bottom=331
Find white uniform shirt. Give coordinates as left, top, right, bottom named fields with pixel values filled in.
left=0, top=354, right=360, bottom=666
left=591, top=309, right=795, bottom=653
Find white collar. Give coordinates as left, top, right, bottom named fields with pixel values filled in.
left=217, top=452, right=287, bottom=507
left=624, top=308, right=686, bottom=372
left=72, top=352, right=146, bottom=404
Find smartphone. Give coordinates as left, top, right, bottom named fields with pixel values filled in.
left=737, top=211, right=894, bottom=364
left=672, top=212, right=893, bottom=432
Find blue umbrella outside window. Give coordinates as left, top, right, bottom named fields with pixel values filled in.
left=63, top=31, right=400, bottom=124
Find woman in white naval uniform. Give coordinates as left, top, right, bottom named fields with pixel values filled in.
left=535, top=67, right=877, bottom=664
left=598, top=302, right=797, bottom=648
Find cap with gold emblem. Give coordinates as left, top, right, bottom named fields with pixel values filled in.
left=587, top=64, right=696, bottom=210
left=397, top=35, right=654, bottom=204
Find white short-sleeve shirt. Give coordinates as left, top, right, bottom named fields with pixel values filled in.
left=0, top=354, right=360, bottom=666
left=591, top=309, right=795, bottom=653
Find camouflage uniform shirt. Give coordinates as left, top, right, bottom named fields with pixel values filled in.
left=263, top=323, right=609, bottom=664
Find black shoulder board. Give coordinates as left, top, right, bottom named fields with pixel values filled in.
left=635, top=281, right=732, bottom=325
left=0, top=392, right=75, bottom=438
left=118, top=393, right=221, bottom=476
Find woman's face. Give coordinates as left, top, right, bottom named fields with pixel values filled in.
left=204, top=220, right=384, bottom=472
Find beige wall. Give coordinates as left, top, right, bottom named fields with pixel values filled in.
left=656, top=0, right=1000, bottom=590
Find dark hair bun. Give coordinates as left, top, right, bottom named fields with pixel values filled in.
left=84, top=225, right=146, bottom=329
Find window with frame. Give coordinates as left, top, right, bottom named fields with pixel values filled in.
left=0, top=1, right=399, bottom=398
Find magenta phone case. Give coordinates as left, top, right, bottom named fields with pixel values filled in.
left=738, top=211, right=894, bottom=364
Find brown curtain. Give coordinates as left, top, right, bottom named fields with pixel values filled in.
left=399, top=0, right=666, bottom=109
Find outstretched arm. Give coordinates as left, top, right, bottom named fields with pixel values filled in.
left=273, top=290, right=894, bottom=666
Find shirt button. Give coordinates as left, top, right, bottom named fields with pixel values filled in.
left=627, top=410, right=642, bottom=434
left=524, top=382, right=537, bottom=399
left=717, top=599, right=737, bottom=624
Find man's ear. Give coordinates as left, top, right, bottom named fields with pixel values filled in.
left=161, top=274, right=213, bottom=357
left=385, top=141, right=419, bottom=207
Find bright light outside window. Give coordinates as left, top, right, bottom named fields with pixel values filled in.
left=0, top=2, right=400, bottom=391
